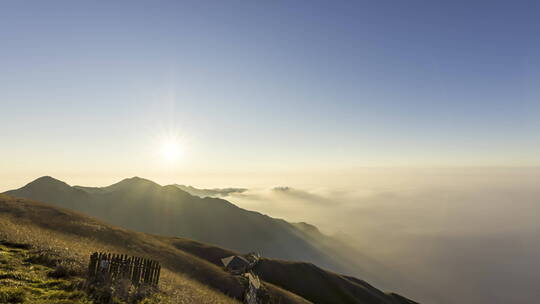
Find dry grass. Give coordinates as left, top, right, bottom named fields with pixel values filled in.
left=157, top=271, right=240, bottom=304
left=0, top=215, right=239, bottom=304
left=0, top=239, right=92, bottom=304
left=0, top=194, right=313, bottom=303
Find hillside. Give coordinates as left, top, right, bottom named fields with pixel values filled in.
left=0, top=239, right=95, bottom=303
left=6, top=176, right=377, bottom=279
left=0, top=194, right=306, bottom=303
left=0, top=194, right=417, bottom=303
left=172, top=239, right=418, bottom=304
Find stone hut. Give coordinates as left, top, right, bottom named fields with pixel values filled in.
left=221, top=255, right=251, bottom=274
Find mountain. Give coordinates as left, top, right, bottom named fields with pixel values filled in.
left=5, top=176, right=417, bottom=301
left=7, top=177, right=333, bottom=264
left=0, top=194, right=302, bottom=303
left=174, top=184, right=247, bottom=198
left=0, top=194, right=416, bottom=304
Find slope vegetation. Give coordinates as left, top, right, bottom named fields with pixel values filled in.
left=0, top=192, right=417, bottom=303
left=0, top=194, right=306, bottom=304
left=7, top=176, right=363, bottom=276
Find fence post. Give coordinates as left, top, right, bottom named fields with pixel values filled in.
left=155, top=263, right=161, bottom=286
left=149, top=259, right=154, bottom=284
left=127, top=256, right=133, bottom=281
left=88, top=252, right=98, bottom=278
left=134, top=257, right=141, bottom=285
left=149, top=260, right=155, bottom=285
left=148, top=259, right=154, bottom=284
left=136, top=257, right=142, bottom=285
left=131, top=257, right=137, bottom=285
left=110, top=254, right=116, bottom=280
left=106, top=253, right=111, bottom=278
left=143, top=258, right=149, bottom=284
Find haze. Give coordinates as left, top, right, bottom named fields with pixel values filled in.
left=226, top=167, right=540, bottom=303
left=1, top=1, right=539, bottom=304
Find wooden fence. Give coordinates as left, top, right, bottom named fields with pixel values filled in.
left=87, top=252, right=161, bottom=287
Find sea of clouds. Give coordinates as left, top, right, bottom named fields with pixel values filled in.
left=224, top=168, right=540, bottom=304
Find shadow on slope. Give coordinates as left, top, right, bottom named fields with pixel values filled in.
left=6, top=177, right=378, bottom=278
left=0, top=192, right=418, bottom=304
left=0, top=194, right=307, bottom=304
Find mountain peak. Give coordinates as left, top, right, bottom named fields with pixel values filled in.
left=26, top=176, right=71, bottom=189
left=32, top=175, right=64, bottom=183
left=107, top=176, right=161, bottom=190
left=122, top=176, right=158, bottom=185
left=293, top=222, right=321, bottom=235
left=3, top=176, right=77, bottom=198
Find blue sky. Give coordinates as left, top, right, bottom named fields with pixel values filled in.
left=1, top=1, right=539, bottom=187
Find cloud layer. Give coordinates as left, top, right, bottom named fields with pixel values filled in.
left=225, top=168, right=540, bottom=304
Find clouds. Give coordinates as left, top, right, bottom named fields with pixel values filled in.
left=225, top=169, right=540, bottom=304
left=175, top=184, right=246, bottom=198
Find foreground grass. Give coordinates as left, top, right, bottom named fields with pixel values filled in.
left=0, top=241, right=91, bottom=304
left=0, top=235, right=236, bottom=304
left=0, top=212, right=239, bottom=304
left=0, top=194, right=309, bottom=303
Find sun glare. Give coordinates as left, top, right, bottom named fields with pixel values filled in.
left=160, top=140, right=182, bottom=162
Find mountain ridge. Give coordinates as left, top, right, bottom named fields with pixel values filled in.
left=7, top=176, right=326, bottom=257
left=5, top=176, right=415, bottom=301
left=0, top=192, right=417, bottom=303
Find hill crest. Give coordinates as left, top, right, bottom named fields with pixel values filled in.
left=0, top=194, right=417, bottom=304
left=5, top=176, right=418, bottom=304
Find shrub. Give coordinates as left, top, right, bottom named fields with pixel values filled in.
left=0, top=240, right=32, bottom=250
left=48, top=261, right=82, bottom=279
left=131, top=284, right=155, bottom=303
left=0, top=287, right=26, bottom=303
left=85, top=283, right=114, bottom=303
left=25, top=250, right=61, bottom=268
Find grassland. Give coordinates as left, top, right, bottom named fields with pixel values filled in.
left=0, top=239, right=92, bottom=304
left=0, top=193, right=415, bottom=304
left=0, top=194, right=307, bottom=304
left=0, top=225, right=242, bottom=304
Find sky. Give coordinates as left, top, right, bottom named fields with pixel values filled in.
left=2, top=3, right=540, bottom=303
left=1, top=0, right=540, bottom=189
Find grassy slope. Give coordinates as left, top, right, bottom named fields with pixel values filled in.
left=0, top=192, right=418, bottom=304
left=0, top=194, right=308, bottom=304
left=4, top=176, right=420, bottom=303
left=252, top=259, right=419, bottom=304
left=0, top=240, right=92, bottom=304
left=172, top=239, right=418, bottom=304
left=5, top=177, right=351, bottom=269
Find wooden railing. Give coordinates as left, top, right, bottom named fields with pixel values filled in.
left=87, top=252, right=161, bottom=287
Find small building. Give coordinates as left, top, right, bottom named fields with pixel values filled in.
left=221, top=255, right=251, bottom=274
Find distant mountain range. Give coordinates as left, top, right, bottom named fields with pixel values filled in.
left=5, top=176, right=412, bottom=300
left=0, top=193, right=417, bottom=304
left=6, top=176, right=323, bottom=261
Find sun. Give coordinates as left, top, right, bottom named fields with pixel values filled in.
left=159, top=139, right=182, bottom=162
